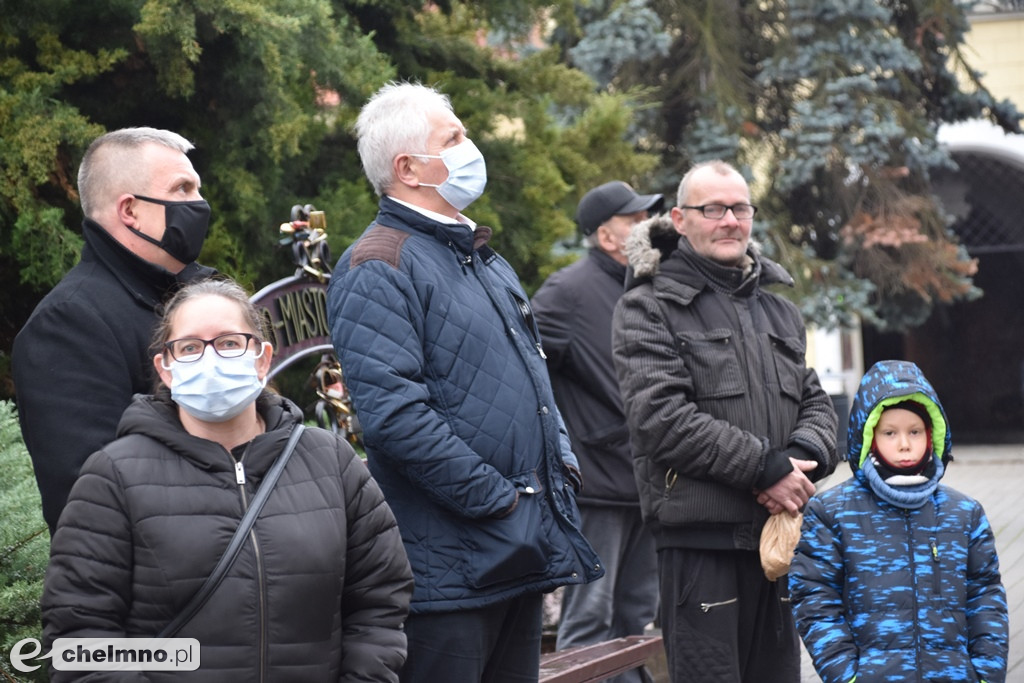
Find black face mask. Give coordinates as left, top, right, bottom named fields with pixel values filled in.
left=130, top=195, right=211, bottom=264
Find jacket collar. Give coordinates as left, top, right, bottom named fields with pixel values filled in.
left=118, top=391, right=305, bottom=475
left=588, top=247, right=628, bottom=285
left=82, top=219, right=215, bottom=310
left=667, top=236, right=761, bottom=296
left=623, top=214, right=793, bottom=294
left=377, top=196, right=492, bottom=257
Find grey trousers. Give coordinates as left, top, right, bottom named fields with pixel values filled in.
left=556, top=505, right=659, bottom=683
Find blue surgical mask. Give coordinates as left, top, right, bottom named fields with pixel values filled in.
left=414, top=139, right=487, bottom=211
left=164, top=348, right=266, bottom=422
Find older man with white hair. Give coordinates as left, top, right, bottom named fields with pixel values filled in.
left=327, top=82, right=603, bottom=683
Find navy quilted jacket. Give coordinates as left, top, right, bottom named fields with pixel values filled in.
left=790, top=360, right=1008, bottom=683
left=327, top=198, right=603, bottom=612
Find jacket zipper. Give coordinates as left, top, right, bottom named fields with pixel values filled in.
left=233, top=452, right=267, bottom=683
left=664, top=468, right=678, bottom=499
left=700, top=597, right=738, bottom=612
left=905, top=511, right=923, bottom=683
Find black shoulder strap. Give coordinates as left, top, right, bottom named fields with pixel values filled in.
left=157, top=423, right=306, bottom=638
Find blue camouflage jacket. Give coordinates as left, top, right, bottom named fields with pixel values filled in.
left=327, top=197, right=603, bottom=613
left=790, top=360, right=1007, bottom=683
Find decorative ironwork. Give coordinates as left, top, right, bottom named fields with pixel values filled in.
left=250, top=205, right=361, bottom=444
left=279, top=204, right=331, bottom=282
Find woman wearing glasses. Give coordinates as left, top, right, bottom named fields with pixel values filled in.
left=41, top=277, right=413, bottom=682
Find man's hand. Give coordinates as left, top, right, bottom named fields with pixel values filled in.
left=756, top=459, right=817, bottom=517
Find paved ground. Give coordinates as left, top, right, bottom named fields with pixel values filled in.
left=632, top=444, right=1024, bottom=683
left=799, top=443, right=1024, bottom=683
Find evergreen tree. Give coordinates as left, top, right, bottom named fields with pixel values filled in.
left=0, top=0, right=655, bottom=397
left=756, top=0, right=1016, bottom=330
left=564, top=0, right=1021, bottom=330
left=0, top=401, right=48, bottom=683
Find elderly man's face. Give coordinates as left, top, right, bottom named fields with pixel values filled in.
left=671, top=167, right=752, bottom=266
left=416, top=108, right=467, bottom=184
left=424, top=107, right=467, bottom=155
left=407, top=107, right=471, bottom=213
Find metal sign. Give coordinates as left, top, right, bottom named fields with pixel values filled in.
left=249, top=205, right=360, bottom=443
left=251, top=276, right=332, bottom=377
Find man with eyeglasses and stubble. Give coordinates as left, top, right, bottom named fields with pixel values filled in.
left=610, top=160, right=839, bottom=683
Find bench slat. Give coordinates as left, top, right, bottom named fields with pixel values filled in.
left=539, top=635, right=663, bottom=683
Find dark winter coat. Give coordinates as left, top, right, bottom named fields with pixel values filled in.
left=611, top=215, right=838, bottom=550
left=790, top=360, right=1008, bottom=683
left=13, top=219, right=215, bottom=533
left=41, top=392, right=413, bottom=682
left=326, top=197, right=603, bottom=613
left=531, top=248, right=638, bottom=506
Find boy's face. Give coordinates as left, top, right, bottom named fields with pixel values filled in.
left=874, top=407, right=929, bottom=470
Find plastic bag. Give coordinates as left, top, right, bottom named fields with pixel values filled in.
left=759, top=511, right=803, bottom=581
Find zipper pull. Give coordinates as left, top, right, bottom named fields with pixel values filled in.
left=536, top=342, right=547, bottom=360
left=931, top=540, right=938, bottom=561
left=235, top=461, right=245, bottom=485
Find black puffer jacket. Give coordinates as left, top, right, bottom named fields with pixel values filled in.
left=611, top=215, right=838, bottom=550
left=42, top=391, right=413, bottom=682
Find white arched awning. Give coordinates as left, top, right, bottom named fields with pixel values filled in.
left=934, top=119, right=1024, bottom=253
left=939, top=119, right=1024, bottom=169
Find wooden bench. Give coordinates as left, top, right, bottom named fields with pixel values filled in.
left=538, top=635, right=663, bottom=683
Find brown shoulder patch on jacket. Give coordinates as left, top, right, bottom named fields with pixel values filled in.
left=350, top=224, right=408, bottom=270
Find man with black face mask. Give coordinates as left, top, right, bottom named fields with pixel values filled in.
left=13, top=127, right=215, bottom=534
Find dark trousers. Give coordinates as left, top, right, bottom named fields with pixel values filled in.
left=401, top=593, right=544, bottom=683
left=658, top=547, right=800, bottom=683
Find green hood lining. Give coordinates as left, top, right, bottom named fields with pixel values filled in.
left=858, top=392, right=947, bottom=468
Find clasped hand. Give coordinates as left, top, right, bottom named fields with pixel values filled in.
left=755, top=458, right=817, bottom=517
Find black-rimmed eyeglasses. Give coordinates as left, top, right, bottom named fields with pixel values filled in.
left=164, top=333, right=258, bottom=363
left=680, top=203, right=757, bottom=220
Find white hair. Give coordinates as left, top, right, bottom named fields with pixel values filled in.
left=354, top=82, right=453, bottom=196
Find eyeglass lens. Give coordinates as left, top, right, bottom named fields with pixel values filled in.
left=702, top=204, right=755, bottom=219
left=167, top=333, right=253, bottom=362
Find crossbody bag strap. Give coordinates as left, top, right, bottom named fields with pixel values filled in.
left=157, top=423, right=306, bottom=639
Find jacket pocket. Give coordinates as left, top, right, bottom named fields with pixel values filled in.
left=467, top=470, right=552, bottom=589
left=767, top=332, right=804, bottom=402
left=678, top=329, right=745, bottom=400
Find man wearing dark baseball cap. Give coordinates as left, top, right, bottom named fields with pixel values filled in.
left=576, top=180, right=664, bottom=238
left=531, top=179, right=663, bottom=682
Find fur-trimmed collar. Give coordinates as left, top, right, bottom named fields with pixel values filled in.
left=623, top=214, right=680, bottom=279
left=623, top=213, right=791, bottom=289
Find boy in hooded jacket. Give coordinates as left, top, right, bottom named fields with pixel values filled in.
left=790, top=359, right=1007, bottom=683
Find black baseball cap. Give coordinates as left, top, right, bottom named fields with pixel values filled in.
left=576, top=181, right=664, bottom=235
